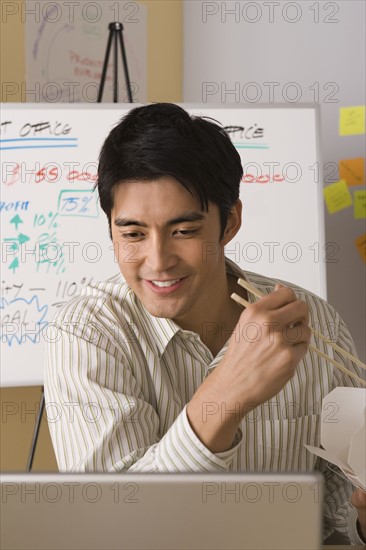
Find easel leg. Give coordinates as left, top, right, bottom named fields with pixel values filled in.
left=97, top=28, right=114, bottom=103
left=26, top=386, right=45, bottom=472
left=118, top=30, right=133, bottom=102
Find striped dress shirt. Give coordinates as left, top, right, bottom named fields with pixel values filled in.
left=44, top=257, right=365, bottom=544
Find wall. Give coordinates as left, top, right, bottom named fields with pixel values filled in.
left=183, top=0, right=366, bottom=361
left=0, top=0, right=182, bottom=472
left=0, top=0, right=25, bottom=102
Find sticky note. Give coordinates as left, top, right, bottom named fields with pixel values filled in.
left=354, top=190, right=366, bottom=219
left=339, top=106, right=365, bottom=136
left=339, top=158, right=365, bottom=186
left=355, top=234, right=366, bottom=262
left=323, top=180, right=353, bottom=214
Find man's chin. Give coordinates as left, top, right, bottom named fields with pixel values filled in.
left=144, top=304, right=181, bottom=320
left=134, top=295, right=179, bottom=319
left=131, top=284, right=189, bottom=320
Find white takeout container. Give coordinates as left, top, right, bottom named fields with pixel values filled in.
left=305, top=387, right=366, bottom=491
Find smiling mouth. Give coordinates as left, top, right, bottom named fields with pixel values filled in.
left=143, top=277, right=187, bottom=292
left=149, top=278, right=182, bottom=287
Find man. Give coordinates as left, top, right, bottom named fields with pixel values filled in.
left=45, top=103, right=366, bottom=544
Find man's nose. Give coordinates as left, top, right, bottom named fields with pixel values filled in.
left=145, top=235, right=178, bottom=274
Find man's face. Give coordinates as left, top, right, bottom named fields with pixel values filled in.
left=111, top=176, right=237, bottom=328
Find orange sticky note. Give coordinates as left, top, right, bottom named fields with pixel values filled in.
left=323, top=179, right=353, bottom=214
left=355, top=234, right=366, bottom=262
left=339, top=158, right=365, bottom=186
left=339, top=106, right=365, bottom=136
left=354, top=190, right=366, bottom=219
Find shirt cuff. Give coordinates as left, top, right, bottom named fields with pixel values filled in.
left=348, top=504, right=366, bottom=545
left=155, top=404, right=242, bottom=472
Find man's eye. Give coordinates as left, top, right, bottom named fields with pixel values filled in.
left=175, top=229, right=198, bottom=236
left=120, top=232, right=143, bottom=239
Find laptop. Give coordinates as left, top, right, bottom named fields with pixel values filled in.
left=1, top=472, right=323, bottom=550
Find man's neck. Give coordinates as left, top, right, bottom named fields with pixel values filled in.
left=177, top=273, right=247, bottom=357
left=202, top=273, right=247, bottom=356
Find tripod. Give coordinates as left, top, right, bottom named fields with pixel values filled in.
left=97, top=22, right=133, bottom=103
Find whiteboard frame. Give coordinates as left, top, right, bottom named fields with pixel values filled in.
left=1, top=103, right=325, bottom=387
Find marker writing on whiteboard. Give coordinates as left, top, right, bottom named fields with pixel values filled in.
left=20, top=121, right=72, bottom=137
left=0, top=295, right=48, bottom=346
left=0, top=121, right=12, bottom=135
left=224, top=124, right=264, bottom=140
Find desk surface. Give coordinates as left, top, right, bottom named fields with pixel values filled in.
left=322, top=547, right=365, bottom=549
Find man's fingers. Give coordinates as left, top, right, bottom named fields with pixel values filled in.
left=275, top=300, right=310, bottom=327
left=255, top=283, right=298, bottom=310
left=238, top=283, right=311, bottom=345
left=351, top=488, right=366, bottom=508
left=249, top=293, right=310, bottom=328
left=282, top=323, right=311, bottom=346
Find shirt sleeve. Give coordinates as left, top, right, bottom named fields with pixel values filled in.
left=44, top=313, right=242, bottom=473
left=317, top=311, right=366, bottom=545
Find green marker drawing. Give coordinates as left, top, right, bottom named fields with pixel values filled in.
left=9, top=258, right=19, bottom=274
left=10, top=214, right=23, bottom=231
left=18, top=233, right=30, bottom=245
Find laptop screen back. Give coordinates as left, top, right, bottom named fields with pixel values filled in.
left=1, top=472, right=323, bottom=550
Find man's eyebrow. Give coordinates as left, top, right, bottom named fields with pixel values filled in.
left=114, top=211, right=207, bottom=228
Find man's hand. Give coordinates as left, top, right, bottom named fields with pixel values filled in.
left=351, top=488, right=366, bottom=542
left=187, top=283, right=311, bottom=453
left=216, top=283, right=312, bottom=410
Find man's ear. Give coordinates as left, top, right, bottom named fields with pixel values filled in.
left=221, top=199, right=242, bottom=246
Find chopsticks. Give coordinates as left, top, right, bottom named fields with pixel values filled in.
left=231, top=277, right=366, bottom=387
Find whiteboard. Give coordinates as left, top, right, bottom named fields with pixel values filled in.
left=0, top=103, right=325, bottom=386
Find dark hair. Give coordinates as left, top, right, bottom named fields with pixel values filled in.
left=96, top=103, right=243, bottom=240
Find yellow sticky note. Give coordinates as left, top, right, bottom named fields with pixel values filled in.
left=354, top=190, right=366, bottom=219
left=339, top=157, right=365, bottom=186
left=339, top=106, right=365, bottom=136
left=355, top=234, right=366, bottom=262
left=323, top=179, right=353, bottom=214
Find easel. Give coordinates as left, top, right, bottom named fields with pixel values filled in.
left=97, top=22, right=133, bottom=102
